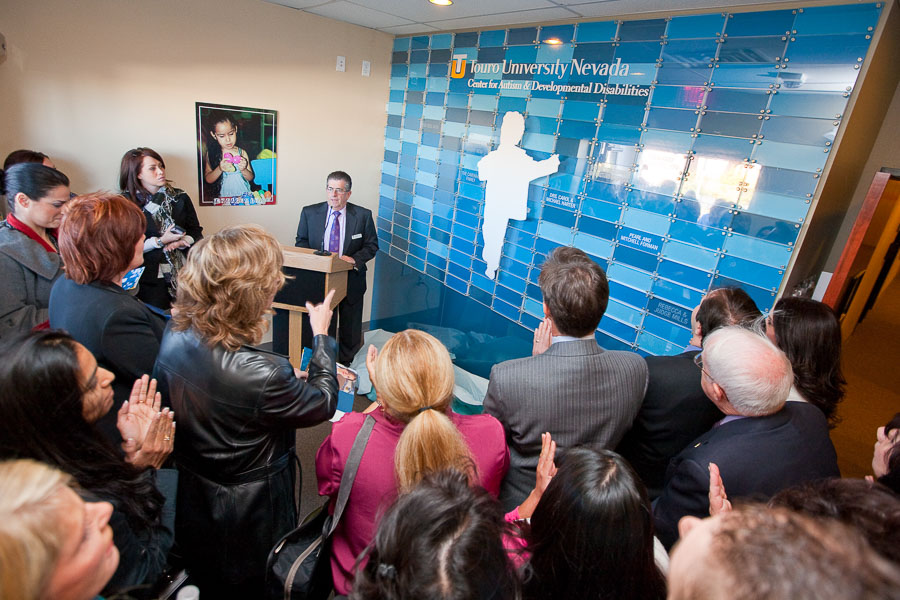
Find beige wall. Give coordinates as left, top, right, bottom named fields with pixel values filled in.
left=1, top=0, right=392, bottom=318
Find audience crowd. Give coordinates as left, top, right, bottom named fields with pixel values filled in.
left=1, top=148, right=900, bottom=599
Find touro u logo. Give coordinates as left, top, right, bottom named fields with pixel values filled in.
left=450, top=54, right=467, bottom=78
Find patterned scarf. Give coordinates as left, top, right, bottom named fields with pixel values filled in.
left=141, top=186, right=186, bottom=301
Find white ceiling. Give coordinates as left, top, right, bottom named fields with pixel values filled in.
left=264, top=0, right=803, bottom=35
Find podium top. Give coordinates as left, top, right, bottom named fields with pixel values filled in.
left=281, top=246, right=355, bottom=273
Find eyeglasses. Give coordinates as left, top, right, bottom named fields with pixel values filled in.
left=693, top=352, right=715, bottom=382
left=326, top=186, right=349, bottom=194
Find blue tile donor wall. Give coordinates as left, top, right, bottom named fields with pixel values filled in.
left=373, top=4, right=882, bottom=356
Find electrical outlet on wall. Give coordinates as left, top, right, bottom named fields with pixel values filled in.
left=336, top=55, right=346, bottom=72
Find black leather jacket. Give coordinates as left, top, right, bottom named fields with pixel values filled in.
left=152, top=327, right=337, bottom=586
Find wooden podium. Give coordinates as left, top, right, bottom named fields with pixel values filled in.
left=272, top=246, right=353, bottom=368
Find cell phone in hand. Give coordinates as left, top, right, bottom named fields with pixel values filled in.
left=170, top=226, right=185, bottom=235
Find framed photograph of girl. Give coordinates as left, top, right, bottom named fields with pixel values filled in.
left=195, top=102, right=278, bottom=206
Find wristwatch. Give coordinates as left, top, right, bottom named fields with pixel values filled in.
left=154, top=237, right=164, bottom=249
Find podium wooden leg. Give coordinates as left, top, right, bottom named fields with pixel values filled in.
left=288, top=310, right=304, bottom=369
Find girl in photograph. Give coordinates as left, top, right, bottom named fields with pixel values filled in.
left=203, top=112, right=254, bottom=198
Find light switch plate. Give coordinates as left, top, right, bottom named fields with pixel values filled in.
left=336, top=55, right=346, bottom=72
left=362, top=60, right=371, bottom=77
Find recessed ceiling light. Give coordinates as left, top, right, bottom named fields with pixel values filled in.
left=544, top=38, right=563, bottom=45
left=429, top=0, right=453, bottom=5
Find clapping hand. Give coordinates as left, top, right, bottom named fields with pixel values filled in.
left=118, top=375, right=175, bottom=469
left=517, top=432, right=558, bottom=519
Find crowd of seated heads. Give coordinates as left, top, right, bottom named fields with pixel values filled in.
left=874, top=412, right=900, bottom=494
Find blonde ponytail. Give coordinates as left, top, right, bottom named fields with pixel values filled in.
left=373, top=330, right=475, bottom=492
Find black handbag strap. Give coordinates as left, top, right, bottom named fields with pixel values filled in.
left=325, top=415, right=375, bottom=538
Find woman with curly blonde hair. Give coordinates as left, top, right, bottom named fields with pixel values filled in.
left=316, top=329, right=509, bottom=595
left=153, top=224, right=339, bottom=597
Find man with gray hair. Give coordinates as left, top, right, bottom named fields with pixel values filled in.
left=653, top=326, right=839, bottom=548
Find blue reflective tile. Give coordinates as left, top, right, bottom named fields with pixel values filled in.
left=409, top=63, right=427, bottom=78
left=493, top=298, right=523, bottom=322
left=574, top=232, right=615, bottom=260
left=428, top=60, right=448, bottom=77
left=523, top=296, right=544, bottom=318
left=607, top=280, right=645, bottom=310
left=447, top=261, right=470, bottom=282
left=608, top=262, right=654, bottom=290
left=650, top=86, right=706, bottom=110
left=768, top=91, right=847, bottom=119
left=498, top=97, right=528, bottom=115
left=377, top=230, right=392, bottom=247
left=704, top=88, right=770, bottom=114
left=599, top=315, right=638, bottom=344
left=408, top=78, right=426, bottom=91
left=656, top=64, right=712, bottom=86
left=409, top=231, right=428, bottom=250
left=425, top=91, right=445, bottom=106
left=625, top=189, right=674, bottom=217
left=716, top=255, right=782, bottom=290
left=603, top=103, right=648, bottom=126
left=558, top=120, right=598, bottom=139
left=651, top=278, right=704, bottom=310
left=658, top=259, right=713, bottom=291
left=723, top=233, right=792, bottom=269
left=435, top=189, right=456, bottom=207
left=394, top=214, right=411, bottom=230
left=479, top=29, right=506, bottom=47
left=431, top=33, right=452, bottom=49
left=667, top=13, right=726, bottom=39
left=411, top=219, right=429, bottom=237
left=742, top=191, right=809, bottom=222
left=542, top=205, right=578, bottom=228
left=470, top=95, right=498, bottom=113
left=662, top=239, right=718, bottom=271
left=509, top=217, right=538, bottom=235
left=562, top=100, right=602, bottom=122
left=597, top=331, right=634, bottom=352
left=537, top=221, right=574, bottom=246
left=725, top=11, right=795, bottom=37
left=447, top=93, right=469, bottom=108
left=622, top=209, right=671, bottom=237
left=793, top=4, right=881, bottom=35
left=425, top=264, right=444, bottom=281
left=506, top=228, right=535, bottom=249
left=786, top=34, right=870, bottom=65
left=524, top=115, right=560, bottom=135
left=578, top=215, right=618, bottom=240
left=426, top=239, right=449, bottom=260
left=508, top=27, right=538, bottom=46
left=595, top=123, right=643, bottom=145
left=756, top=166, right=817, bottom=197
left=584, top=182, right=628, bottom=206
left=534, top=237, right=561, bottom=257
left=452, top=222, right=477, bottom=243
left=643, top=313, right=691, bottom=342
left=430, top=228, right=451, bottom=246
left=411, top=207, right=430, bottom=224
left=646, top=107, right=699, bottom=132
left=730, top=213, right=800, bottom=246
left=520, top=312, right=542, bottom=331
left=606, top=299, right=644, bottom=327
left=392, top=236, right=409, bottom=253
left=468, top=285, right=492, bottom=308
left=470, top=272, right=495, bottom=294
left=411, top=36, right=429, bottom=50
left=618, top=227, right=665, bottom=256
left=612, top=245, right=658, bottom=272
left=502, top=244, right=533, bottom=268
left=426, top=78, right=449, bottom=92
left=576, top=21, right=618, bottom=43
left=458, top=181, right=484, bottom=201
left=495, top=280, right=524, bottom=307
left=432, top=214, right=451, bottom=232
left=692, top=135, right=753, bottom=163
left=422, top=133, right=441, bottom=147
left=448, top=247, right=472, bottom=269
left=391, top=64, right=408, bottom=78
left=641, top=129, right=694, bottom=154
left=698, top=112, right=763, bottom=139
left=661, top=39, right=718, bottom=66
left=389, top=246, right=408, bottom=262
left=407, top=254, right=425, bottom=273
left=453, top=210, right=477, bottom=229
left=450, top=236, right=475, bottom=257
left=391, top=51, right=409, bottom=65
left=393, top=37, right=411, bottom=51
left=525, top=284, right=543, bottom=302
left=712, top=277, right=776, bottom=313
left=637, top=331, right=685, bottom=357
left=477, top=46, right=505, bottom=63
left=760, top=115, right=838, bottom=146
left=752, top=141, right=829, bottom=173
left=453, top=31, right=478, bottom=47
left=422, top=106, right=445, bottom=121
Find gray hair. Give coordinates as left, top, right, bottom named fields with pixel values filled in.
left=703, top=326, right=792, bottom=416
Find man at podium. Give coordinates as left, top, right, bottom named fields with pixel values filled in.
left=295, top=170, right=378, bottom=363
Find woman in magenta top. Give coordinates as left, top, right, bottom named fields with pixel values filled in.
left=316, top=329, right=509, bottom=595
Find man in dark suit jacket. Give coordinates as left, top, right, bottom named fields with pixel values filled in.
left=653, top=326, right=840, bottom=549
left=617, top=287, right=761, bottom=499
left=295, top=171, right=378, bottom=364
left=483, top=247, right=648, bottom=510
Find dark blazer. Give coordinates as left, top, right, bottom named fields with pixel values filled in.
left=295, top=202, right=378, bottom=303
left=616, top=351, right=725, bottom=499
left=152, top=327, right=338, bottom=589
left=49, top=277, right=166, bottom=443
left=483, top=339, right=648, bottom=510
left=653, top=402, right=840, bottom=549
left=128, top=189, right=203, bottom=310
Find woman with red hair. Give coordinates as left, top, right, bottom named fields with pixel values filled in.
left=49, top=192, right=166, bottom=445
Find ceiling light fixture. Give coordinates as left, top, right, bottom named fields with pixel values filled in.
left=428, top=0, right=453, bottom=5
left=544, top=38, right=563, bottom=45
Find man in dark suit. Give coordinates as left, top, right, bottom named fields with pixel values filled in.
left=652, top=326, right=840, bottom=549
left=617, top=287, right=761, bottom=499
left=483, top=247, right=648, bottom=511
left=295, top=171, right=378, bottom=364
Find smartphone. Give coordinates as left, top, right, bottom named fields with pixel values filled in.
left=170, top=225, right=185, bottom=235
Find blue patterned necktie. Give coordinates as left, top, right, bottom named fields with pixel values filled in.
left=328, top=211, right=341, bottom=253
